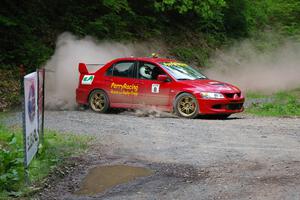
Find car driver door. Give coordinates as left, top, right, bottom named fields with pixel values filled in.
left=133, top=61, right=171, bottom=109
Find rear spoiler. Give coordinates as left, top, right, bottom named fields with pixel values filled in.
left=78, top=63, right=105, bottom=74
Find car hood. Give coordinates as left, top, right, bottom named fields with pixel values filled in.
left=181, top=79, right=241, bottom=93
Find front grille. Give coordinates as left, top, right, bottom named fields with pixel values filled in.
left=226, top=103, right=243, bottom=110
left=224, top=93, right=241, bottom=99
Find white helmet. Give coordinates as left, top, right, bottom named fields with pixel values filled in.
left=140, top=65, right=152, bottom=79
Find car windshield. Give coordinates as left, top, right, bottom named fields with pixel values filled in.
left=160, top=62, right=207, bottom=80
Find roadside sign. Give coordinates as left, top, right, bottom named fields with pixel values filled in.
left=23, top=72, right=39, bottom=166
left=22, top=68, right=45, bottom=184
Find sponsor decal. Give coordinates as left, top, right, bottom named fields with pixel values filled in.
left=110, top=82, right=139, bottom=96
left=28, top=83, right=35, bottom=122
left=82, top=75, right=94, bottom=85
left=151, top=84, right=160, bottom=93
left=162, top=62, right=188, bottom=67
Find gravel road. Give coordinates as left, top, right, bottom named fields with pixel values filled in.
left=7, top=111, right=300, bottom=199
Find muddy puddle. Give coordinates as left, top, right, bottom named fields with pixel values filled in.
left=76, top=165, right=153, bottom=195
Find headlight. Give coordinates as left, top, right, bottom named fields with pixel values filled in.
left=200, top=92, right=225, bottom=99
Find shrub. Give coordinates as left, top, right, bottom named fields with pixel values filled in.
left=0, top=69, right=20, bottom=111
left=0, top=131, right=23, bottom=193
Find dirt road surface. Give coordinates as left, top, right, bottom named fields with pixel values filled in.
left=9, top=111, right=300, bottom=199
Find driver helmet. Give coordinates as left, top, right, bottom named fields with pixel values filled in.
left=140, top=65, right=152, bottom=79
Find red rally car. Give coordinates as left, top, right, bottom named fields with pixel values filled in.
left=76, top=57, right=245, bottom=119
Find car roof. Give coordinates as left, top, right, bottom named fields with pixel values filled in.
left=111, top=57, right=178, bottom=64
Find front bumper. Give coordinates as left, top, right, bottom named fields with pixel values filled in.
left=197, top=97, right=245, bottom=114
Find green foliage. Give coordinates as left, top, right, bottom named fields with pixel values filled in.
left=171, top=47, right=209, bottom=67
left=0, top=69, right=20, bottom=111
left=247, top=91, right=300, bottom=117
left=0, top=123, right=91, bottom=198
left=88, top=14, right=132, bottom=40
left=223, top=0, right=248, bottom=37
left=0, top=132, right=23, bottom=193
left=1, top=0, right=300, bottom=72
left=18, top=39, right=53, bottom=69
left=0, top=15, right=17, bottom=27
left=103, top=0, right=131, bottom=13
left=243, top=0, right=273, bottom=33
left=268, top=0, right=300, bottom=37
left=154, top=0, right=226, bottom=18
left=241, top=0, right=300, bottom=37
left=246, top=91, right=268, bottom=99
left=154, top=0, right=226, bottom=31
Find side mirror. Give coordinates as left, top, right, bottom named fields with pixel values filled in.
left=157, top=74, right=168, bottom=82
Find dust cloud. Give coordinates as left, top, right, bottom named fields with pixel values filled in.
left=122, top=107, right=177, bottom=118
left=45, top=32, right=300, bottom=110
left=45, top=32, right=165, bottom=110
left=205, top=39, right=300, bottom=93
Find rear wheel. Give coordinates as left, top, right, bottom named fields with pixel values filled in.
left=89, top=89, right=109, bottom=113
left=174, top=93, right=199, bottom=119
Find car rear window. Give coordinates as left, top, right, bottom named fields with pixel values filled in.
left=106, top=61, right=135, bottom=78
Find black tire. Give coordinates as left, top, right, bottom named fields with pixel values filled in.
left=174, top=93, right=199, bottom=119
left=89, top=89, right=109, bottom=113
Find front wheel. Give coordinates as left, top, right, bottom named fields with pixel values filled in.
left=174, top=93, right=199, bottom=119
left=89, top=89, right=109, bottom=113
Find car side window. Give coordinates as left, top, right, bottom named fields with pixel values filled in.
left=106, top=61, right=135, bottom=78
left=138, top=62, right=166, bottom=80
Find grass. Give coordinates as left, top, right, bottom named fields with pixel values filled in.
left=245, top=91, right=269, bottom=99
left=246, top=89, right=300, bottom=117
left=0, top=113, right=93, bottom=199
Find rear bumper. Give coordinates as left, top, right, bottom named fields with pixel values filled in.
left=198, top=97, right=245, bottom=114
left=76, top=88, right=89, bottom=105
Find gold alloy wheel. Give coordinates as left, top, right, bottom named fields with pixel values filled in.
left=90, top=92, right=106, bottom=112
left=177, top=96, right=197, bottom=117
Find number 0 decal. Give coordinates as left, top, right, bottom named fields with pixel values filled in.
left=152, top=84, right=160, bottom=93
